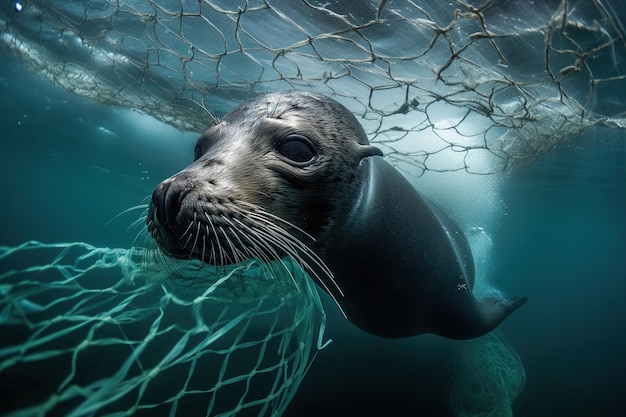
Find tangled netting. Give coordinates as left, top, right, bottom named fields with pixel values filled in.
left=1, top=0, right=625, bottom=177
left=0, top=241, right=327, bottom=416
left=447, top=330, right=526, bottom=417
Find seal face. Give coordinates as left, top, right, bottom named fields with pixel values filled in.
left=147, top=91, right=380, bottom=273
left=147, top=91, right=526, bottom=339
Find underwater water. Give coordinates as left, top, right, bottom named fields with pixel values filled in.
left=2, top=49, right=625, bottom=417
left=2, top=0, right=626, bottom=416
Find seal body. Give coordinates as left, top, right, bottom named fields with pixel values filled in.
left=147, top=91, right=526, bottom=339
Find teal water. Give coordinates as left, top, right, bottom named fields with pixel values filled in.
left=497, top=129, right=626, bottom=417
left=1, top=36, right=626, bottom=417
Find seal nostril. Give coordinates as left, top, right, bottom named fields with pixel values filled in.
left=163, top=182, right=184, bottom=228
left=159, top=181, right=188, bottom=231
left=150, top=180, right=182, bottom=229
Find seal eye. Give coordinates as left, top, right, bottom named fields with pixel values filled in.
left=276, top=135, right=317, bottom=166
left=193, top=144, right=203, bottom=161
left=194, top=135, right=219, bottom=161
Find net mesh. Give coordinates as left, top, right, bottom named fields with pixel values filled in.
left=447, top=330, right=526, bottom=417
left=0, top=241, right=326, bottom=416
left=1, top=0, right=624, bottom=176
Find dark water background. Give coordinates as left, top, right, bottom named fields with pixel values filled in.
left=1, top=50, right=626, bottom=417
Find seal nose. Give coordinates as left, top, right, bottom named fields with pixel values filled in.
left=150, top=179, right=183, bottom=229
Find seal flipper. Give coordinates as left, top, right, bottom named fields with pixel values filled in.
left=316, top=155, right=526, bottom=339
left=437, top=295, right=528, bottom=339
left=476, top=295, right=527, bottom=334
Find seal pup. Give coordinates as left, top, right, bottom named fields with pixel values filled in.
left=147, top=91, right=526, bottom=339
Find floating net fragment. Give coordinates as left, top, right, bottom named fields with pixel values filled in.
left=0, top=241, right=327, bottom=416
left=447, top=330, right=526, bottom=417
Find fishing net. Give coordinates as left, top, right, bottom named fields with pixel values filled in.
left=447, top=330, right=526, bottom=417
left=0, top=241, right=327, bottom=416
left=1, top=0, right=624, bottom=177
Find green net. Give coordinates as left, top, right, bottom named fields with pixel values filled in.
left=0, top=241, right=327, bottom=416
left=1, top=0, right=624, bottom=177
left=447, top=330, right=526, bottom=417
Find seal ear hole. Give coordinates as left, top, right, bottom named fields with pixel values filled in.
left=275, top=135, right=318, bottom=166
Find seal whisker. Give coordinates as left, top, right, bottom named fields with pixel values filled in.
left=237, top=206, right=323, bottom=264
left=250, top=190, right=272, bottom=199
left=208, top=239, right=217, bottom=266
left=232, top=223, right=279, bottom=269
left=132, top=218, right=152, bottom=249
left=256, top=234, right=304, bottom=290
left=204, top=211, right=226, bottom=266
left=232, top=218, right=285, bottom=261
left=239, top=213, right=344, bottom=296
left=222, top=221, right=249, bottom=263
left=231, top=237, right=280, bottom=284
left=131, top=232, right=144, bottom=250
left=243, top=208, right=332, bottom=272
left=125, top=214, right=148, bottom=235
left=238, top=203, right=318, bottom=243
left=231, top=218, right=301, bottom=289
left=249, top=223, right=330, bottom=294
left=231, top=217, right=284, bottom=258
left=238, top=202, right=309, bottom=236
left=106, top=203, right=150, bottom=227
left=181, top=221, right=195, bottom=250
left=189, top=219, right=202, bottom=260
left=249, top=212, right=346, bottom=309
left=201, top=233, right=207, bottom=264
left=249, top=213, right=340, bottom=294
left=180, top=212, right=199, bottom=251
left=222, top=216, right=268, bottom=264
left=251, top=226, right=346, bottom=316
left=127, top=219, right=146, bottom=243
left=179, top=219, right=195, bottom=240
left=217, top=225, right=241, bottom=265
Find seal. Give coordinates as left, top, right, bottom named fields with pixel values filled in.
left=146, top=91, right=526, bottom=339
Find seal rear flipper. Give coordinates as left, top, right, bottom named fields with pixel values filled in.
left=480, top=295, right=528, bottom=329
left=443, top=295, right=528, bottom=340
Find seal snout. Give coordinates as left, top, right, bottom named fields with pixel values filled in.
left=147, top=177, right=193, bottom=258
left=151, top=179, right=184, bottom=229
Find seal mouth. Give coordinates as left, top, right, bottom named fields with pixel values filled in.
left=146, top=181, right=311, bottom=268
left=145, top=178, right=342, bottom=296
left=145, top=177, right=345, bottom=321
left=146, top=180, right=190, bottom=259
left=147, top=186, right=249, bottom=265
left=146, top=180, right=345, bottom=318
left=146, top=202, right=188, bottom=259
